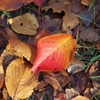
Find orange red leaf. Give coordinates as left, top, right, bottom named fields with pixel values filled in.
left=32, top=33, right=77, bottom=74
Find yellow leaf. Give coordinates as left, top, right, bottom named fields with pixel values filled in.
left=5, top=58, right=39, bottom=99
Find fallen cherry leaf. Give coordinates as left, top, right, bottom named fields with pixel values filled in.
left=32, top=33, right=77, bottom=74
left=7, top=13, right=39, bottom=35
left=33, top=0, right=46, bottom=7
left=0, top=0, right=33, bottom=11
left=5, top=58, right=39, bottom=99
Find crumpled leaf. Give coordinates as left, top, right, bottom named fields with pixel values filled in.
left=7, top=13, right=39, bottom=35
left=5, top=58, right=39, bottom=99
left=43, top=72, right=62, bottom=95
left=62, top=9, right=79, bottom=31
left=8, top=37, right=36, bottom=64
left=0, top=0, right=33, bottom=11
left=32, top=33, right=77, bottom=74
left=71, top=95, right=89, bottom=100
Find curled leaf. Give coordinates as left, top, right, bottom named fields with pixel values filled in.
left=5, top=58, right=39, bottom=99
left=32, top=33, right=77, bottom=74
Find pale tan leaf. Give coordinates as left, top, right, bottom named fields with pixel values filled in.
left=7, top=13, right=38, bottom=35
left=62, top=9, right=79, bottom=31
left=5, top=58, right=39, bottom=99
left=81, top=0, right=91, bottom=6
left=8, top=37, right=36, bottom=64
left=71, top=95, right=90, bottom=100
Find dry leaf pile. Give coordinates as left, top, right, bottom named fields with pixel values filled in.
left=0, top=0, right=100, bottom=100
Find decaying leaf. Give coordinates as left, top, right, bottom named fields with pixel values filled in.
left=62, top=9, right=79, bottom=31
left=79, top=26, right=100, bottom=43
left=7, top=13, right=39, bottom=35
left=43, top=72, right=62, bottom=92
left=5, top=58, right=39, bottom=99
left=8, top=37, right=36, bottom=64
left=71, top=95, right=89, bottom=100
left=0, top=0, right=33, bottom=11
left=32, top=33, right=77, bottom=74
left=54, top=70, right=71, bottom=88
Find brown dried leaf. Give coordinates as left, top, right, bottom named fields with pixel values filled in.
left=5, top=58, right=39, bottom=99
left=71, top=95, right=90, bottom=100
left=0, top=0, right=33, bottom=11
left=55, top=70, right=71, bottom=88
left=62, top=9, right=79, bottom=31
left=65, top=88, right=79, bottom=100
left=7, top=13, right=38, bottom=35
left=81, top=0, right=92, bottom=6
left=43, top=72, right=62, bottom=92
left=79, top=27, right=100, bottom=43
left=8, top=37, right=36, bottom=64
left=42, top=0, right=69, bottom=13
left=95, top=43, right=100, bottom=50
left=34, top=29, right=51, bottom=47
left=70, top=0, right=84, bottom=14
left=0, top=65, right=4, bottom=89
left=67, top=57, right=85, bottom=74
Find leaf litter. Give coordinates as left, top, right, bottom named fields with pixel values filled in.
left=0, top=0, right=100, bottom=100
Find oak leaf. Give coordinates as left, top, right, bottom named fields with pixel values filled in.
left=5, top=58, right=39, bottom=99
left=32, top=33, right=77, bottom=74
left=7, top=13, right=38, bottom=35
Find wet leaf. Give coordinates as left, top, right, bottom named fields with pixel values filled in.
left=0, top=0, right=33, bottom=11
left=32, top=33, right=77, bottom=74
left=5, top=58, right=39, bottom=99
left=62, top=9, right=79, bottom=31
left=7, top=13, right=39, bottom=35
